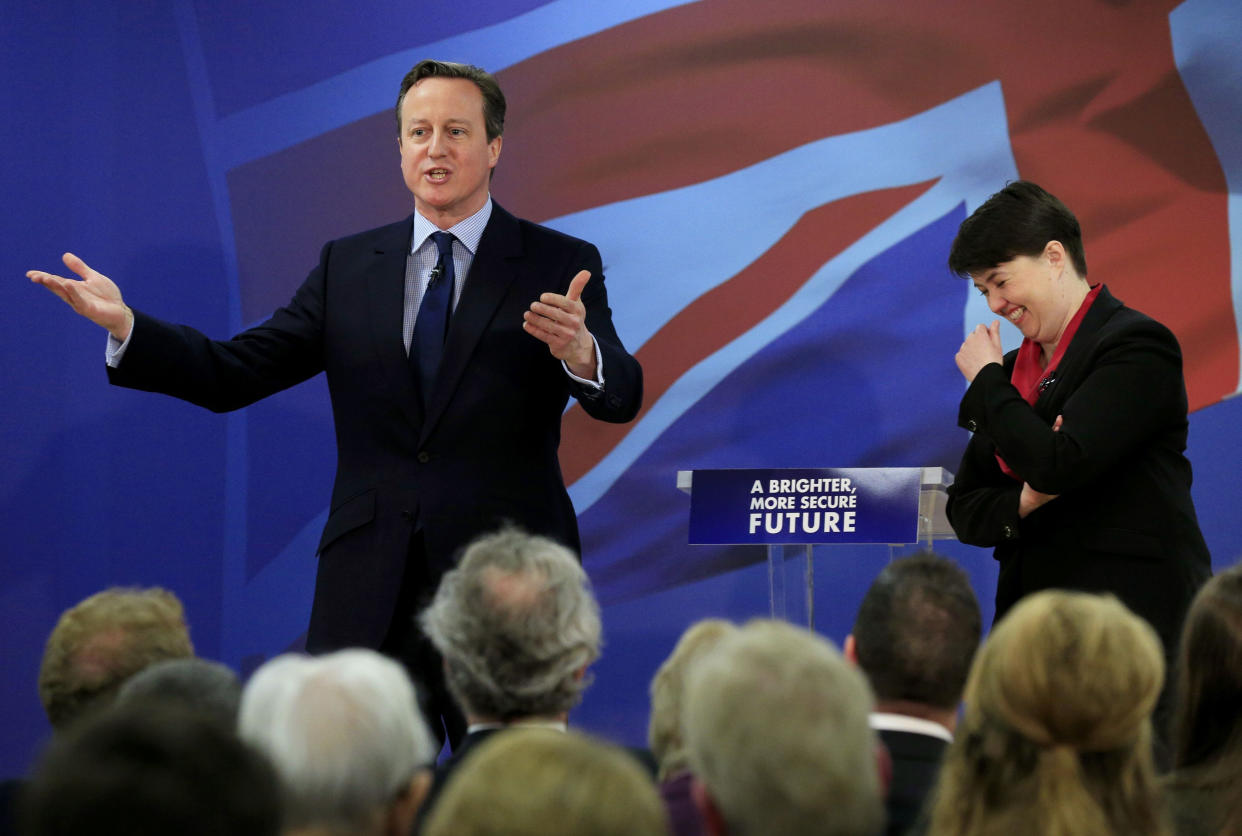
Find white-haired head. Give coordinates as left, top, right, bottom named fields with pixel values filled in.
left=238, top=649, right=436, bottom=834
left=684, top=619, right=883, bottom=836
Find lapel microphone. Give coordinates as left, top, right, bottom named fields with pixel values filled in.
left=429, top=263, right=444, bottom=281
left=1039, top=371, right=1058, bottom=393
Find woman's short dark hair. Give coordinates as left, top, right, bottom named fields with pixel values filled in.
left=948, top=180, right=1088, bottom=278
left=395, top=59, right=506, bottom=141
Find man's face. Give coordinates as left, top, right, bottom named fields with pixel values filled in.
left=398, top=77, right=502, bottom=229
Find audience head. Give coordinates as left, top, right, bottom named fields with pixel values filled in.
left=420, top=526, right=601, bottom=722
left=683, top=619, right=883, bottom=836
left=21, top=702, right=280, bottom=836
left=422, top=728, right=669, bottom=836
left=927, top=590, right=1165, bottom=836
left=1171, top=563, right=1242, bottom=771
left=238, top=649, right=437, bottom=836
left=38, top=586, right=194, bottom=729
left=948, top=180, right=1088, bottom=279
left=848, top=551, right=981, bottom=717
left=115, top=657, right=242, bottom=727
left=648, top=618, right=738, bottom=780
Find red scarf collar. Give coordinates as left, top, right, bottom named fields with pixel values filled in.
left=995, top=283, right=1101, bottom=480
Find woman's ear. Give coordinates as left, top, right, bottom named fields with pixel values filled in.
left=1043, top=240, right=1068, bottom=277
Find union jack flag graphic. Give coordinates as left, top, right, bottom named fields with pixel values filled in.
left=182, top=0, right=1240, bottom=663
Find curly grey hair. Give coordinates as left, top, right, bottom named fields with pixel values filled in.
left=420, top=527, right=602, bottom=720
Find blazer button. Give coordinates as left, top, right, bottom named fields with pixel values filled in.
left=417, top=451, right=430, bottom=464
left=1002, top=524, right=1016, bottom=539
left=966, top=419, right=978, bottom=432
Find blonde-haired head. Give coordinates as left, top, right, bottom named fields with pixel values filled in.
left=928, top=590, right=1167, bottom=836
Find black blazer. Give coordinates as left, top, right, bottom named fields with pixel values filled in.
left=946, top=285, right=1210, bottom=654
left=109, top=203, right=642, bottom=651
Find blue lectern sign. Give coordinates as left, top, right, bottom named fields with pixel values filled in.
left=687, top=467, right=923, bottom=545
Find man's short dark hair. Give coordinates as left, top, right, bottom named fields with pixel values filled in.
left=947, top=180, right=1088, bottom=278
left=21, top=703, right=281, bottom=836
left=395, top=59, right=506, bottom=141
left=852, top=552, right=981, bottom=710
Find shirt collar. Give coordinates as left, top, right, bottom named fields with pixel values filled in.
left=466, top=719, right=568, bottom=734
left=411, top=197, right=492, bottom=255
left=869, top=712, right=953, bottom=742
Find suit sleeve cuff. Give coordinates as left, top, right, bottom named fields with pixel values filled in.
left=562, top=336, right=604, bottom=390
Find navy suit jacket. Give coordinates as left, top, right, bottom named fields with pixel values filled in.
left=414, top=727, right=501, bottom=833
left=877, top=728, right=946, bottom=836
left=108, top=203, right=642, bottom=651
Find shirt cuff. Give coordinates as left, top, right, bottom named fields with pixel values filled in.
left=106, top=328, right=133, bottom=368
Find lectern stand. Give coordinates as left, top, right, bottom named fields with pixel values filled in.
left=677, top=467, right=955, bottom=628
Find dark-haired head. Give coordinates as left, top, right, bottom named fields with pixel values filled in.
left=21, top=703, right=281, bottom=836
left=851, top=551, right=981, bottom=711
left=948, top=181, right=1087, bottom=279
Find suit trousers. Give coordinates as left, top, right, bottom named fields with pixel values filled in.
left=378, top=530, right=466, bottom=752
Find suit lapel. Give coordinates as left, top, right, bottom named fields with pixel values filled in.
left=419, top=205, right=523, bottom=441
left=1034, top=284, right=1121, bottom=416
left=365, top=215, right=424, bottom=428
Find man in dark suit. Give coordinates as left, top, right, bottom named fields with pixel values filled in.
left=844, top=553, right=981, bottom=836
left=27, top=60, right=642, bottom=746
left=413, top=527, right=602, bottom=829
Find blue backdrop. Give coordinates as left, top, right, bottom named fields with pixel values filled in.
left=4, top=0, right=1241, bottom=777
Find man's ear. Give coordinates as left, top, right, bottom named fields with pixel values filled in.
left=386, top=768, right=433, bottom=836
left=691, top=775, right=729, bottom=836
left=843, top=633, right=858, bottom=665
left=488, top=134, right=503, bottom=169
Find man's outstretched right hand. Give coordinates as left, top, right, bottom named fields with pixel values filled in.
left=28, top=253, right=133, bottom=341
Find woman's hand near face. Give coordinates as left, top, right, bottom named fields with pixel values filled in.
left=955, top=320, right=1003, bottom=382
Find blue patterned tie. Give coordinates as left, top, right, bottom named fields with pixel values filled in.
left=413, top=231, right=455, bottom=405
